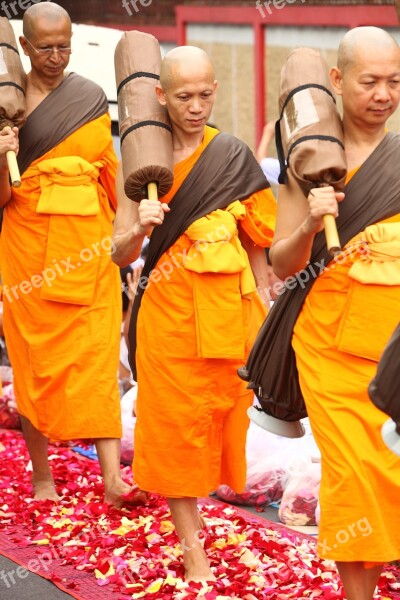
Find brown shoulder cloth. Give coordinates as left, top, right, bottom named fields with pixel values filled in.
left=241, top=132, right=400, bottom=422
left=128, top=131, right=270, bottom=379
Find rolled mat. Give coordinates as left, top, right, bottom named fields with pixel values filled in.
left=369, top=322, right=400, bottom=428
left=0, top=17, right=26, bottom=130
left=276, top=47, right=347, bottom=193
left=114, top=30, right=173, bottom=202
left=276, top=47, right=347, bottom=255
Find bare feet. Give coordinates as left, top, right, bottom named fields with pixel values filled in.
left=183, top=545, right=216, bottom=583
left=104, top=479, right=148, bottom=508
left=32, top=478, right=60, bottom=501
left=166, top=497, right=214, bottom=584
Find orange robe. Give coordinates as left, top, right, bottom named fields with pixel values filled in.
left=1, top=114, right=122, bottom=441
left=133, top=126, right=277, bottom=497
left=293, top=167, right=400, bottom=562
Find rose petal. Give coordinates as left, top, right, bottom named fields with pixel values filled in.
left=1, top=430, right=398, bottom=599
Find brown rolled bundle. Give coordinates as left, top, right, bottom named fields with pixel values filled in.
left=0, top=17, right=27, bottom=187
left=114, top=31, right=173, bottom=204
left=276, top=47, right=347, bottom=255
left=369, top=323, right=400, bottom=430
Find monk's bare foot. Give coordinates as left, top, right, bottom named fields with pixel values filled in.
left=184, top=545, right=216, bottom=584
left=33, top=479, right=60, bottom=501
left=104, top=479, right=148, bottom=508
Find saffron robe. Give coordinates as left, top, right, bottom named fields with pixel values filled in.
left=293, top=160, right=400, bottom=561
left=133, top=126, right=277, bottom=497
left=1, top=82, right=122, bottom=441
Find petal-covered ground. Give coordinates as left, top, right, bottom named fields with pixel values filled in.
left=0, top=429, right=399, bottom=599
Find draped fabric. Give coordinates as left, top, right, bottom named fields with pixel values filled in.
left=1, top=113, right=122, bottom=440
left=242, top=132, right=400, bottom=422
left=17, top=73, right=109, bottom=176
left=293, top=178, right=400, bottom=563
left=133, top=127, right=277, bottom=496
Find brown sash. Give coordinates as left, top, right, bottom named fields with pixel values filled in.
left=242, top=131, right=400, bottom=421
left=128, top=131, right=271, bottom=379
left=368, top=322, right=400, bottom=428
left=18, top=72, right=109, bottom=175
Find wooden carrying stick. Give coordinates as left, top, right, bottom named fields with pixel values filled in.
left=323, top=214, right=341, bottom=256
left=309, top=186, right=341, bottom=256
left=146, top=182, right=159, bottom=235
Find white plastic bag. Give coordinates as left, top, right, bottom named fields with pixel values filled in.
left=278, top=457, right=321, bottom=526
left=216, top=422, right=294, bottom=508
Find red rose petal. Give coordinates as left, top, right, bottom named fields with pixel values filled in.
left=0, top=430, right=398, bottom=599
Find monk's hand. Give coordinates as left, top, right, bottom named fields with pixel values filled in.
left=0, top=126, right=19, bottom=152
left=302, top=186, right=345, bottom=235
left=137, top=199, right=170, bottom=235
left=0, top=127, right=19, bottom=171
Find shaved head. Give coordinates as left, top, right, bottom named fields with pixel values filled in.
left=338, top=26, right=399, bottom=74
left=159, top=46, right=215, bottom=90
left=23, top=2, right=71, bottom=39
left=155, top=45, right=217, bottom=138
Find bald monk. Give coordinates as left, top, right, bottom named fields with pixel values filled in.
left=269, top=27, right=400, bottom=600
left=112, top=46, right=277, bottom=582
left=0, top=3, right=144, bottom=506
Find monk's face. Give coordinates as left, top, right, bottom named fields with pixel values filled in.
left=332, top=44, right=400, bottom=129
left=158, top=62, right=217, bottom=135
left=21, top=17, right=72, bottom=80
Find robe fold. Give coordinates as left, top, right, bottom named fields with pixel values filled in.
left=293, top=157, right=400, bottom=562
left=1, top=77, right=122, bottom=441
left=133, top=126, right=277, bottom=497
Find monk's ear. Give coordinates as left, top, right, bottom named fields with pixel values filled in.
left=330, top=67, right=343, bottom=96
left=19, top=36, right=29, bottom=56
left=213, top=80, right=218, bottom=94
left=155, top=84, right=167, bottom=106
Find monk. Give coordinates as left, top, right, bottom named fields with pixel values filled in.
left=112, top=46, right=277, bottom=582
left=0, top=3, right=144, bottom=506
left=269, top=27, right=400, bottom=600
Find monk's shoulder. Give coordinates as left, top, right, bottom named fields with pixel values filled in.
left=66, top=72, right=107, bottom=102
left=392, top=132, right=400, bottom=147
left=216, top=131, right=248, bottom=152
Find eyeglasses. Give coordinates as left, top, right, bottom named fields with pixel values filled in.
left=24, top=37, right=72, bottom=56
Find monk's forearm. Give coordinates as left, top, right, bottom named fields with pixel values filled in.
left=249, top=245, right=272, bottom=307
left=270, top=223, right=316, bottom=280
left=113, top=160, right=148, bottom=267
left=246, top=244, right=270, bottom=293
left=112, top=223, right=146, bottom=268
left=239, top=226, right=270, bottom=303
